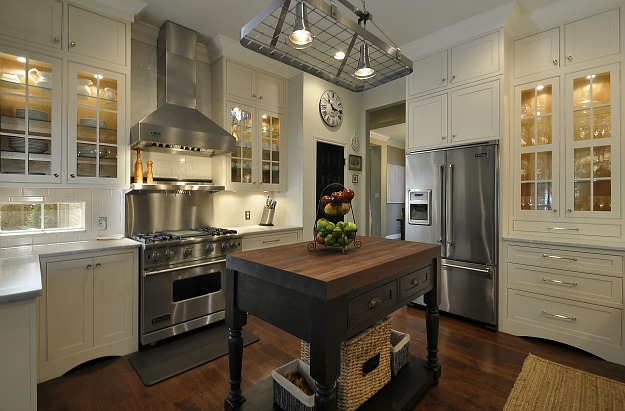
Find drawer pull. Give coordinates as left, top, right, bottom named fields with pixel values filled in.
left=410, top=278, right=421, bottom=286
left=542, top=253, right=578, bottom=262
left=262, top=239, right=280, bottom=244
left=547, top=227, right=579, bottom=231
left=368, top=297, right=382, bottom=309
left=542, top=310, right=576, bottom=321
left=542, top=278, right=578, bottom=287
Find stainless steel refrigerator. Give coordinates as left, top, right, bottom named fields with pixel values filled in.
left=405, top=142, right=498, bottom=328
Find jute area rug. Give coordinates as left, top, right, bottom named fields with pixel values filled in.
left=504, top=353, right=625, bottom=410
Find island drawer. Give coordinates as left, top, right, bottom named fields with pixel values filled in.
left=507, top=263, right=623, bottom=306
left=399, top=266, right=431, bottom=300
left=507, top=289, right=622, bottom=346
left=506, top=244, right=624, bottom=276
left=348, top=281, right=396, bottom=329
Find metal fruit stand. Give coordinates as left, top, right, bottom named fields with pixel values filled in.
left=308, top=183, right=361, bottom=254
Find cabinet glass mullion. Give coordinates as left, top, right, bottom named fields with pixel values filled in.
left=518, top=83, right=554, bottom=211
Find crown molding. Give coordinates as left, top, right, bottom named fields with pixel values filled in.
left=70, top=0, right=148, bottom=22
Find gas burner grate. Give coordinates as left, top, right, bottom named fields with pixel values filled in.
left=193, top=227, right=238, bottom=236
left=131, top=232, right=182, bottom=244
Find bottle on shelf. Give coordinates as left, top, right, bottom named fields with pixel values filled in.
left=146, top=160, right=153, bottom=184
left=134, top=148, right=143, bottom=184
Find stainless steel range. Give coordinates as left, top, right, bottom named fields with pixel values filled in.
left=131, top=228, right=242, bottom=345
left=125, top=183, right=241, bottom=345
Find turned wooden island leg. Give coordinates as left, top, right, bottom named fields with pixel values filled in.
left=424, top=285, right=441, bottom=383
left=224, top=269, right=248, bottom=411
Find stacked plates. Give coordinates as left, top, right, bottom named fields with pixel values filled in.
left=8, top=137, right=48, bottom=154
left=79, top=118, right=106, bottom=128
left=16, top=108, right=48, bottom=121
left=77, top=146, right=107, bottom=158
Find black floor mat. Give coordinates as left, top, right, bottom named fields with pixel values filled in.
left=129, top=322, right=259, bottom=386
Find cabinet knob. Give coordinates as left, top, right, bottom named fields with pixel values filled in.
left=259, top=95, right=263, bottom=100
left=566, top=55, right=572, bottom=62
left=87, top=264, right=92, bottom=269
left=441, top=135, right=446, bottom=140
left=552, top=59, right=558, bottom=65
left=54, top=173, right=59, bottom=177
left=53, top=36, right=60, bottom=43
left=553, top=208, right=558, bottom=213
left=95, top=263, right=101, bottom=268
left=451, top=134, right=456, bottom=139
left=566, top=208, right=572, bottom=213
left=70, top=41, right=77, bottom=48
left=451, top=75, right=456, bottom=81
left=442, top=78, right=446, bottom=82
left=252, top=93, right=257, bottom=98
left=70, top=173, right=76, bottom=178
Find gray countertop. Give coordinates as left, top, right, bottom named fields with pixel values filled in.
left=0, top=238, right=140, bottom=304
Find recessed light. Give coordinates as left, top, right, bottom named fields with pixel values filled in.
left=334, top=51, right=345, bottom=60
left=16, top=56, right=27, bottom=63
left=536, top=85, right=544, bottom=91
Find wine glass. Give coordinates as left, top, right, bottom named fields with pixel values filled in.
left=595, top=196, right=610, bottom=211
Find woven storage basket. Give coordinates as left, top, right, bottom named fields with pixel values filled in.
left=390, top=330, right=410, bottom=377
left=301, top=317, right=392, bottom=411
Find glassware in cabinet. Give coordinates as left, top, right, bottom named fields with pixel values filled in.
left=229, top=103, right=254, bottom=184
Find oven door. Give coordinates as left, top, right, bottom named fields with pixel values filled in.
left=141, top=259, right=226, bottom=340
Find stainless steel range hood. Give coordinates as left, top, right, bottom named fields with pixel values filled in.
left=130, top=21, right=235, bottom=156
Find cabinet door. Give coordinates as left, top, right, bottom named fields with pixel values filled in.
left=514, top=78, right=560, bottom=217
left=450, top=79, right=500, bottom=144
left=228, top=101, right=255, bottom=188
left=0, top=0, right=62, bottom=49
left=565, top=64, right=620, bottom=218
left=514, top=28, right=560, bottom=78
left=226, top=60, right=257, bottom=103
left=407, top=94, right=447, bottom=150
left=45, top=257, right=94, bottom=361
left=450, top=32, right=500, bottom=85
left=564, top=9, right=620, bottom=66
left=93, top=252, right=134, bottom=346
left=258, top=71, right=285, bottom=109
left=68, top=6, right=126, bottom=66
left=407, top=51, right=448, bottom=97
left=0, top=48, right=62, bottom=182
left=258, top=109, right=284, bottom=190
left=68, top=63, right=125, bottom=185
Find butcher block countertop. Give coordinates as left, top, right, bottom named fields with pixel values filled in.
left=227, top=236, right=440, bottom=300
left=0, top=238, right=140, bottom=304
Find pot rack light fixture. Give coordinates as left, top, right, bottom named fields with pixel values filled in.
left=240, top=0, right=413, bottom=92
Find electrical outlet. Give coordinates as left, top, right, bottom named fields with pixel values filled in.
left=97, top=217, right=107, bottom=230
left=245, top=210, right=251, bottom=220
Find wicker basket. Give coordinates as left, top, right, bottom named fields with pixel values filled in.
left=301, top=317, right=392, bottom=411
left=272, top=359, right=315, bottom=411
left=390, top=330, right=410, bottom=377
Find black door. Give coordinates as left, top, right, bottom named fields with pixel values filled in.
left=316, top=142, right=344, bottom=223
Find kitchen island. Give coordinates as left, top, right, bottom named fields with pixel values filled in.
left=224, top=236, right=441, bottom=411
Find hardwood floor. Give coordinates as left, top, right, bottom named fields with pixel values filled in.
left=37, top=306, right=625, bottom=410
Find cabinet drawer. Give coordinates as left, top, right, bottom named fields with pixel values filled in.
left=512, top=219, right=622, bottom=239
left=399, top=266, right=431, bottom=300
left=507, top=263, right=623, bottom=306
left=507, top=290, right=622, bottom=346
left=348, top=281, right=396, bottom=329
left=507, top=244, right=624, bottom=276
left=242, top=231, right=300, bottom=251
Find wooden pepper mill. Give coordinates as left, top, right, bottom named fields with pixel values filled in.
left=146, top=160, right=154, bottom=184
left=134, top=148, right=143, bottom=184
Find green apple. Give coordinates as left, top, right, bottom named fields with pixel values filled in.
left=336, top=221, right=346, bottom=230
left=324, top=234, right=335, bottom=246
left=316, top=218, right=329, bottom=230
left=325, top=222, right=335, bottom=231
left=332, top=227, right=342, bottom=238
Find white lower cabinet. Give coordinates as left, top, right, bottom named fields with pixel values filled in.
left=242, top=229, right=302, bottom=251
left=38, top=249, right=138, bottom=382
left=500, top=241, right=624, bottom=365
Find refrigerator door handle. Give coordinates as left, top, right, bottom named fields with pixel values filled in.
left=438, top=164, right=445, bottom=243
left=446, top=164, right=454, bottom=245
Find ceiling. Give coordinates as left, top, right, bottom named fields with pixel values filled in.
left=136, top=0, right=560, bottom=49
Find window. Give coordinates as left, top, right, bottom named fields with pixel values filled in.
left=0, top=202, right=85, bottom=234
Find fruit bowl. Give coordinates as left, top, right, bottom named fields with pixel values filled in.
left=314, top=221, right=358, bottom=247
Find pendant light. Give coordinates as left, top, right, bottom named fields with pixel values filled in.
left=288, top=1, right=313, bottom=49
left=354, top=42, right=375, bottom=79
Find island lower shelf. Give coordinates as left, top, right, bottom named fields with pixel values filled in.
left=237, top=355, right=439, bottom=411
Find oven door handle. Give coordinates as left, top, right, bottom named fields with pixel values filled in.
left=143, top=258, right=227, bottom=277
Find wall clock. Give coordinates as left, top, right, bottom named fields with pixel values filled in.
left=319, top=90, right=343, bottom=127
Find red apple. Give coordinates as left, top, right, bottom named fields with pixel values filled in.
left=342, top=188, right=355, bottom=201
left=331, top=191, right=344, bottom=203
left=320, top=195, right=332, bottom=206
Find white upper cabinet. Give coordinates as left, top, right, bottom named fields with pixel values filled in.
left=514, top=28, right=560, bottom=78
left=0, top=0, right=62, bottom=49
left=68, top=6, right=126, bottom=66
left=225, top=59, right=284, bottom=110
left=408, top=31, right=501, bottom=98
left=564, top=9, right=620, bottom=66
left=407, top=94, right=447, bottom=149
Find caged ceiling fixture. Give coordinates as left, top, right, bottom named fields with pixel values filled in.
left=240, top=0, right=413, bottom=92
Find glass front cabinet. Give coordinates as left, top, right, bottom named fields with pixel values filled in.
left=512, top=63, right=620, bottom=238
left=0, top=48, right=62, bottom=183
left=227, top=100, right=283, bottom=191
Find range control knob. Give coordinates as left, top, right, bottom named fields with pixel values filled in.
left=150, top=251, right=161, bottom=262
left=221, top=243, right=228, bottom=252
left=183, top=247, right=193, bottom=257
left=165, top=250, right=174, bottom=259
left=206, top=244, right=214, bottom=254
left=230, top=242, right=238, bottom=249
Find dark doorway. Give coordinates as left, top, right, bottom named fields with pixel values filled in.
left=316, top=141, right=345, bottom=223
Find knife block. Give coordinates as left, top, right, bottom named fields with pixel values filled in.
left=259, top=206, right=275, bottom=226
